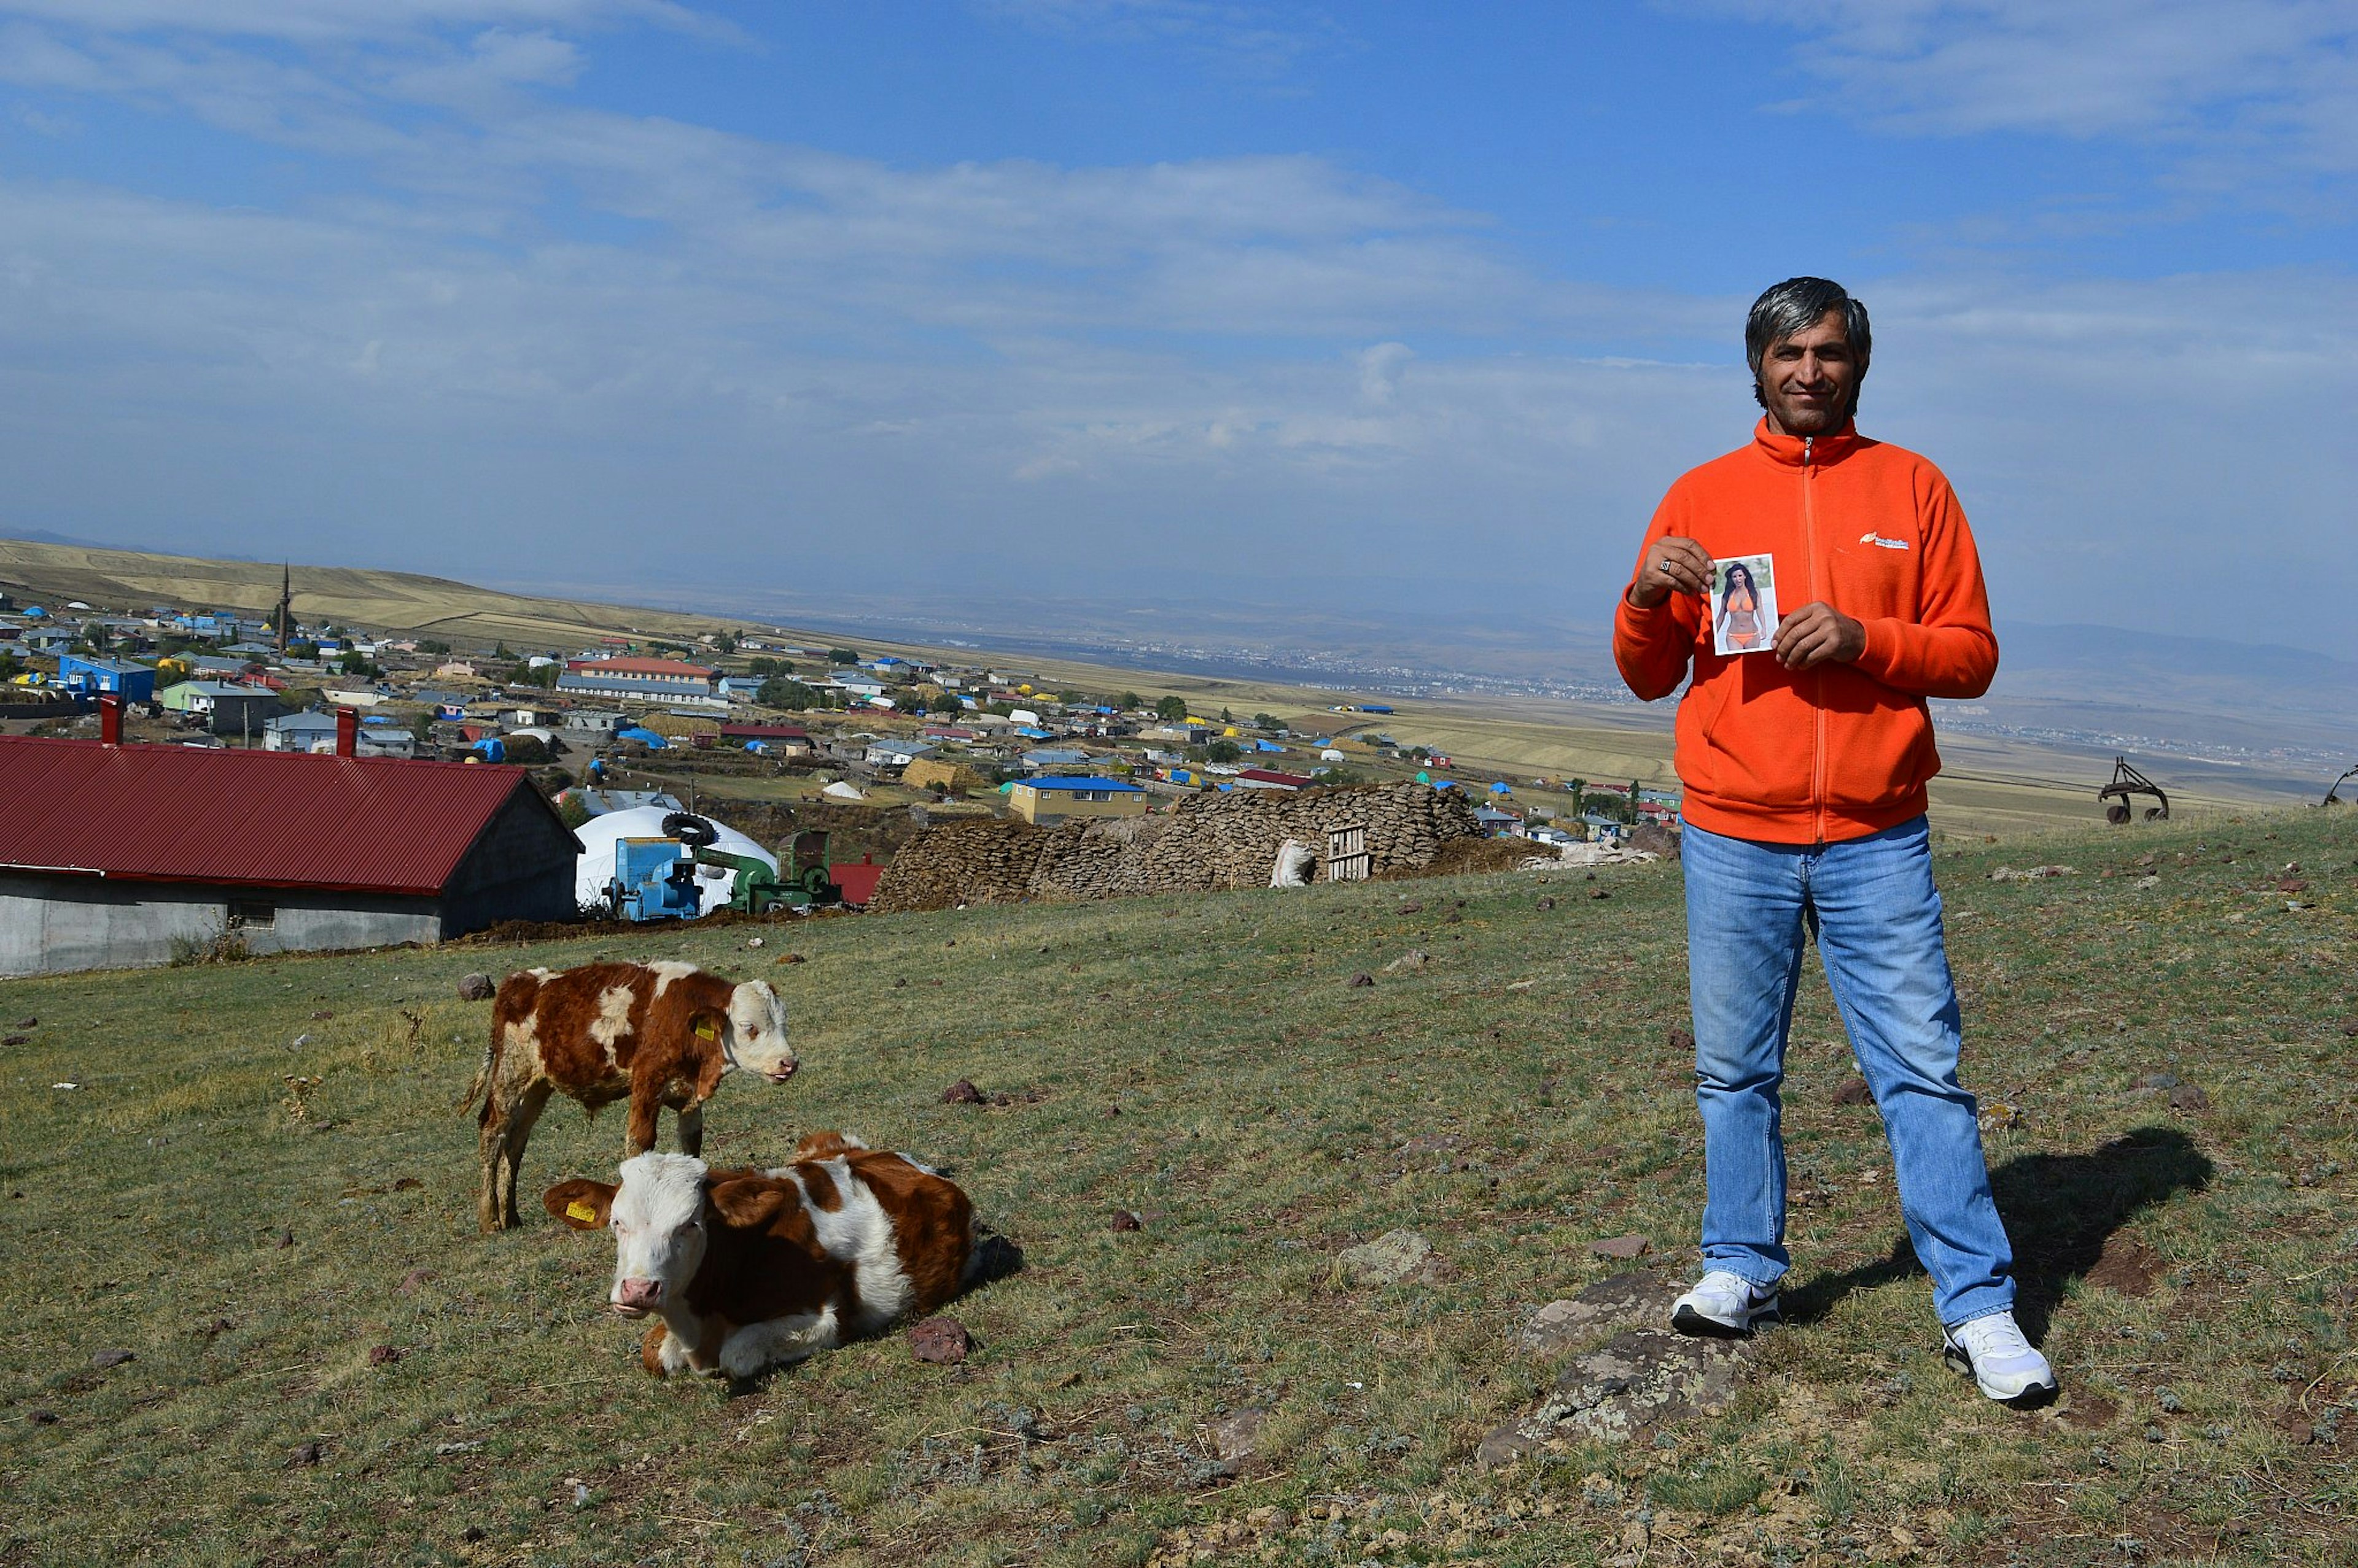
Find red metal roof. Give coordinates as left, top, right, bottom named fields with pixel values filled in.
left=1238, top=767, right=1315, bottom=788
left=0, top=737, right=577, bottom=896
left=566, top=658, right=715, bottom=678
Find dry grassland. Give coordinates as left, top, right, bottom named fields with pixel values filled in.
left=3, top=806, right=2354, bottom=1566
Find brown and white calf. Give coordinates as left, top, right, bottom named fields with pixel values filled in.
left=466, top=961, right=795, bottom=1232
left=542, top=1132, right=976, bottom=1381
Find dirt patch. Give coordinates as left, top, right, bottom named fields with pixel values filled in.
left=2052, top=1388, right=2119, bottom=1430
left=2085, top=1234, right=2164, bottom=1297
left=1375, top=836, right=1539, bottom=880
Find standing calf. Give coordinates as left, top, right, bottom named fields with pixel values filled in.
left=464, top=960, right=795, bottom=1231
left=543, top=1132, right=976, bottom=1381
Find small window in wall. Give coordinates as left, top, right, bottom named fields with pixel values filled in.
left=226, top=897, right=277, bottom=930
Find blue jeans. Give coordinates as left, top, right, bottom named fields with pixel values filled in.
left=1681, top=815, right=2015, bottom=1327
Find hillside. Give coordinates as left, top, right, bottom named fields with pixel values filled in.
left=2, top=805, right=2352, bottom=1566
left=0, top=538, right=741, bottom=648
left=0, top=534, right=2307, bottom=839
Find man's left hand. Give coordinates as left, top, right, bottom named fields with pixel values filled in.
left=1773, top=603, right=1866, bottom=670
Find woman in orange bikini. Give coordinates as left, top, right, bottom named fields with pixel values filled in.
left=1716, top=562, right=1767, bottom=651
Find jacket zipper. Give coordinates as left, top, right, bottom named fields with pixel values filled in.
left=1804, top=436, right=1827, bottom=848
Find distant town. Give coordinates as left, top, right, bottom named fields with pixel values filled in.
left=0, top=572, right=1681, bottom=977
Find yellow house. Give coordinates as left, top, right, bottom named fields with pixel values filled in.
left=1010, top=775, right=1149, bottom=826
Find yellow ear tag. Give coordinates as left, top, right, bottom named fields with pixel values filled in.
left=566, top=1200, right=598, bottom=1224
left=693, top=1020, right=717, bottom=1040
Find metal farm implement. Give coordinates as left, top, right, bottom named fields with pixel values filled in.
left=2098, top=758, right=2169, bottom=824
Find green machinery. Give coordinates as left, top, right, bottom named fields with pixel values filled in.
left=667, top=814, right=840, bottom=914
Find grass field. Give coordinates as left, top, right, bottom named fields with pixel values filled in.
left=4, top=807, right=2355, bottom=1567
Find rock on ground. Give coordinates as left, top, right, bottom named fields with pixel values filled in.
left=456, top=973, right=496, bottom=1001
left=909, top=1317, right=970, bottom=1365
left=1485, top=1270, right=1770, bottom=1467
left=1205, top=1407, right=1268, bottom=1464
left=1480, top=1329, right=1760, bottom=1467
left=1334, top=1229, right=1441, bottom=1287
left=1518, top=1271, right=1681, bottom=1356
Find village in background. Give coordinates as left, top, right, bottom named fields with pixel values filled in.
left=0, top=545, right=1686, bottom=978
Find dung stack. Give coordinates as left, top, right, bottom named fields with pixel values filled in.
left=866, top=818, right=1051, bottom=913
left=871, top=780, right=1485, bottom=913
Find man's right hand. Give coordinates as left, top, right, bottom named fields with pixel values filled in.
left=1627, top=536, right=1713, bottom=609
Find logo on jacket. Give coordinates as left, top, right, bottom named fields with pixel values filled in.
left=1859, top=532, right=1910, bottom=550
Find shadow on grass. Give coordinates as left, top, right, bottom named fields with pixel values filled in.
left=727, top=1233, right=1028, bottom=1398
left=1786, top=1126, right=2211, bottom=1339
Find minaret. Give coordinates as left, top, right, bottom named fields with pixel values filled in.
left=275, top=563, right=292, bottom=654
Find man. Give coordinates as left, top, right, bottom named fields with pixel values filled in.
left=1613, top=277, right=2054, bottom=1405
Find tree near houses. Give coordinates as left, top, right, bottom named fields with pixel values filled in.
left=758, top=677, right=824, bottom=711
left=1155, top=696, right=1188, bottom=721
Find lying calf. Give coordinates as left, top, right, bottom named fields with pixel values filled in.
left=543, top=1131, right=975, bottom=1381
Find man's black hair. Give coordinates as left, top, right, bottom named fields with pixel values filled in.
left=1746, top=277, right=1870, bottom=414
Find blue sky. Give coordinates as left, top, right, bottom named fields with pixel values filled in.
left=0, top=2, right=2352, bottom=656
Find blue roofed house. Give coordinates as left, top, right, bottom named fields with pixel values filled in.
left=56, top=656, right=157, bottom=703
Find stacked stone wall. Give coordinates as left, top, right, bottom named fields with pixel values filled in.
left=868, top=781, right=1482, bottom=914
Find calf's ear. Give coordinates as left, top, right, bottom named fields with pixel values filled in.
left=690, top=1009, right=724, bottom=1044
left=707, top=1179, right=789, bottom=1229
left=543, top=1179, right=617, bottom=1229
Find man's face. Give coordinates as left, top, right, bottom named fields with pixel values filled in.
left=1757, top=309, right=1859, bottom=437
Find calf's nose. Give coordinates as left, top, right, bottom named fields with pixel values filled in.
left=614, top=1278, right=662, bottom=1311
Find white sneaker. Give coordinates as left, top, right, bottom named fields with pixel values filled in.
left=1670, top=1270, right=1781, bottom=1337
left=1943, top=1311, right=2058, bottom=1405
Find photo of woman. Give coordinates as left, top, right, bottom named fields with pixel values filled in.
left=1711, top=556, right=1779, bottom=656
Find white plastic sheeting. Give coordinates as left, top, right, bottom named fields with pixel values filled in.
left=572, top=806, right=778, bottom=917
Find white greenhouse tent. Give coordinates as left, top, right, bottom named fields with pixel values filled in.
left=572, top=806, right=778, bottom=917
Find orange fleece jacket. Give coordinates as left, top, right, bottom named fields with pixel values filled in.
left=1614, top=419, right=1997, bottom=845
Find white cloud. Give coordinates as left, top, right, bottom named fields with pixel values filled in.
left=1356, top=341, right=1412, bottom=404
left=1706, top=0, right=2358, bottom=184
left=387, top=27, right=584, bottom=106
left=0, top=2, right=2348, bottom=660
left=976, top=0, right=1345, bottom=80
left=0, top=1, right=712, bottom=44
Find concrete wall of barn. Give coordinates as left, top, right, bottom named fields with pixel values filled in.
left=0, top=874, right=442, bottom=977
left=0, top=788, right=577, bottom=974
left=436, top=791, right=583, bottom=936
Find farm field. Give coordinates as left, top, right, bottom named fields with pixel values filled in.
left=4, top=807, right=2355, bottom=1566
